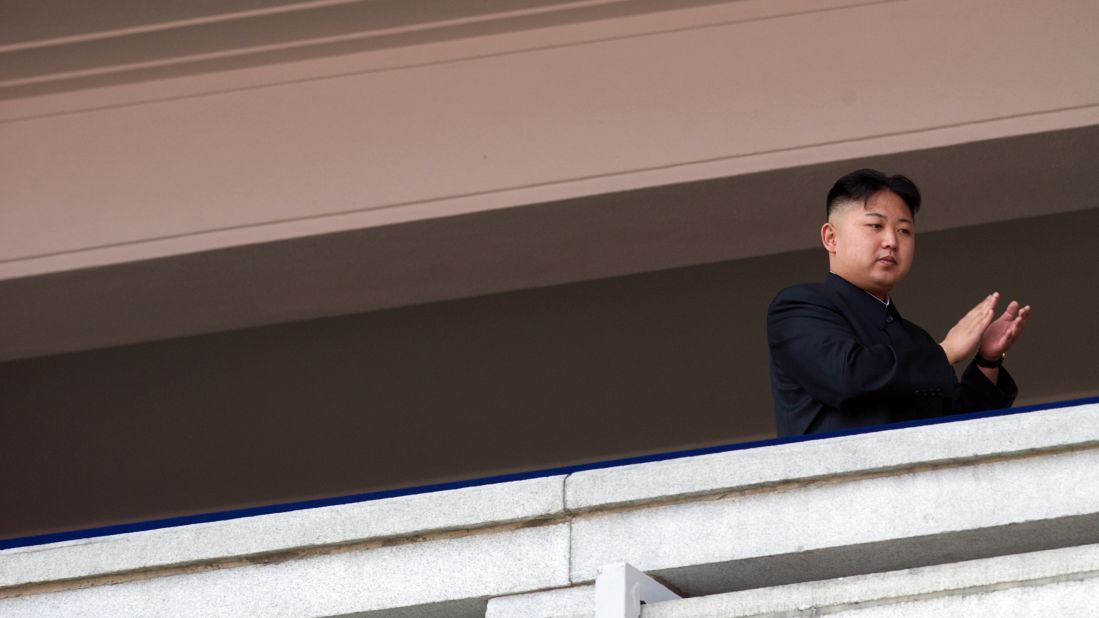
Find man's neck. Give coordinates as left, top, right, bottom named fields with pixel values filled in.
left=829, top=271, right=891, bottom=305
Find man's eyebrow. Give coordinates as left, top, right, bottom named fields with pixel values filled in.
left=862, top=211, right=914, bottom=224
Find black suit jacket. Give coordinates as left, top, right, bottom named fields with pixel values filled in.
left=767, top=273, right=1017, bottom=436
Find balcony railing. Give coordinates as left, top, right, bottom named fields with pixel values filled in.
left=2, top=398, right=1097, bottom=616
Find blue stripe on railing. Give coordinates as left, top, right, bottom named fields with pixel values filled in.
left=3, top=395, right=1097, bottom=551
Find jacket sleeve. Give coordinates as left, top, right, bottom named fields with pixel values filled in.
left=952, top=360, right=1018, bottom=413
left=767, top=286, right=957, bottom=410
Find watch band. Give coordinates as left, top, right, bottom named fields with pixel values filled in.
left=975, top=352, right=1005, bottom=368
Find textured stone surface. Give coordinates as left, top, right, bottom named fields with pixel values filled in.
left=565, top=404, right=1099, bottom=511
left=639, top=543, right=1099, bottom=617
left=816, top=582, right=1099, bottom=618
left=0, top=524, right=570, bottom=618
left=570, top=446, right=1099, bottom=587
left=486, top=585, right=594, bottom=618
left=0, top=475, right=564, bottom=588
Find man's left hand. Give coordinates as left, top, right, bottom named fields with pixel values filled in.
left=979, top=300, right=1031, bottom=361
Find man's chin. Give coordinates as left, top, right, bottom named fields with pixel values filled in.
left=871, top=266, right=907, bottom=285
left=870, top=275, right=901, bottom=293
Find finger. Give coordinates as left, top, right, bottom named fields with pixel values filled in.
left=1013, top=306, right=1030, bottom=324
left=981, top=299, right=997, bottom=320
left=971, top=293, right=997, bottom=314
left=982, top=294, right=999, bottom=321
left=1008, top=308, right=1031, bottom=339
left=968, top=310, right=990, bottom=332
left=1006, top=320, right=1022, bottom=340
left=1001, top=300, right=1020, bottom=321
left=968, top=296, right=997, bottom=325
left=1011, top=307, right=1030, bottom=330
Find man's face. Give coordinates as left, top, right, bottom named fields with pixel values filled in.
left=821, top=190, right=915, bottom=298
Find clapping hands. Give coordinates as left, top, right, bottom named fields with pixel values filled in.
left=940, top=293, right=1031, bottom=365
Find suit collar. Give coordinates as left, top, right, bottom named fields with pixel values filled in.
left=825, top=272, right=903, bottom=326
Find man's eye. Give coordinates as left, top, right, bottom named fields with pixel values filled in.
left=899, top=229, right=912, bottom=236
left=868, top=224, right=882, bottom=229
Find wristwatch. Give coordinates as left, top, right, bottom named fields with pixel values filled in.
left=974, top=352, right=1005, bottom=368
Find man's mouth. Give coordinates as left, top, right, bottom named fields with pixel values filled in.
left=877, top=256, right=897, bottom=265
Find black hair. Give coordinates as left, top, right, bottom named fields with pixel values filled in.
left=825, top=169, right=921, bottom=219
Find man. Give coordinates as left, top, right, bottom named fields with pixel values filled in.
left=767, top=169, right=1030, bottom=436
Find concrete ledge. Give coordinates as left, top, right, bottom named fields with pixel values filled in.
left=570, top=445, right=1099, bottom=587
left=486, top=584, right=595, bottom=618
left=0, top=523, right=570, bottom=618
left=0, top=475, right=564, bottom=589
left=565, top=404, right=1099, bottom=512
left=640, top=543, right=1099, bottom=617
left=4, top=405, right=1099, bottom=616
left=534, top=543, right=1099, bottom=618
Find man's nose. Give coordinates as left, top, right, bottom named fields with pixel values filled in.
left=881, top=229, right=897, bottom=248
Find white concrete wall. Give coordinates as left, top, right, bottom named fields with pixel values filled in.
left=2, top=403, right=1097, bottom=616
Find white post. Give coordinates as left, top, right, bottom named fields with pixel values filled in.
left=594, top=562, right=682, bottom=618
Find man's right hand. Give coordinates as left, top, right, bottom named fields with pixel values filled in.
left=940, top=293, right=998, bottom=364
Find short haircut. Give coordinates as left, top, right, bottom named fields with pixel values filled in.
left=826, top=169, right=921, bottom=219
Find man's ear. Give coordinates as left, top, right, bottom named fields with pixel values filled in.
left=821, top=221, right=837, bottom=254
